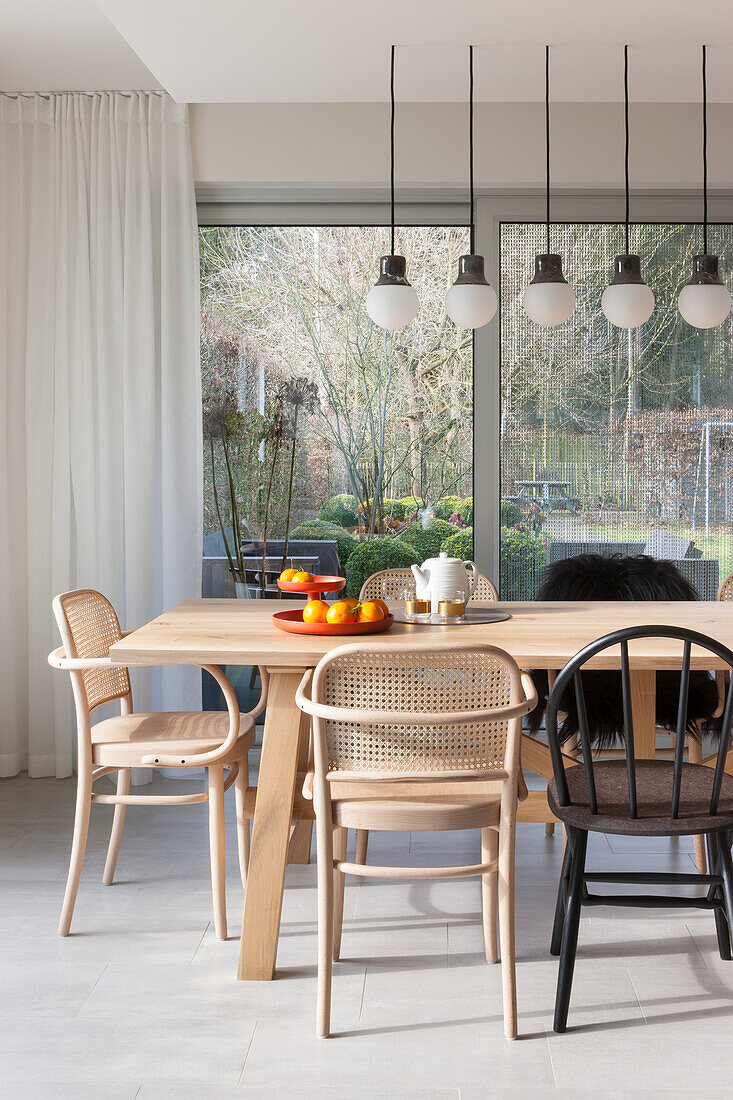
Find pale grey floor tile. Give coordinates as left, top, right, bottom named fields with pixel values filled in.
left=0, top=1016, right=256, bottom=1086
left=0, top=958, right=107, bottom=1017
left=240, top=1015, right=554, bottom=1092
left=3, top=773, right=733, bottom=1094
left=2, top=1086, right=139, bottom=1100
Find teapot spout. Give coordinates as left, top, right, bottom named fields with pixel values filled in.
left=411, top=563, right=429, bottom=595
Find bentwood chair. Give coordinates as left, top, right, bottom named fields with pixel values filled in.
left=359, top=568, right=499, bottom=603
left=48, top=589, right=266, bottom=939
left=353, top=570, right=500, bottom=866
left=546, top=625, right=733, bottom=1033
left=296, top=642, right=537, bottom=1039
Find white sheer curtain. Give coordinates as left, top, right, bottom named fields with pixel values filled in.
left=0, top=92, right=202, bottom=778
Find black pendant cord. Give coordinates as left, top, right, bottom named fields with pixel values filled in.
left=390, top=43, right=396, bottom=257
left=469, top=44, right=475, bottom=253
left=702, top=43, right=708, bottom=256
left=624, top=44, right=630, bottom=256
left=545, top=44, right=551, bottom=255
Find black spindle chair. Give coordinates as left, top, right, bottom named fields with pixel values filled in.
left=546, top=625, right=733, bottom=1034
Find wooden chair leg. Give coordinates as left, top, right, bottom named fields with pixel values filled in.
left=550, top=834, right=572, bottom=956
left=481, top=826, right=498, bottom=963
left=208, top=765, right=227, bottom=940
left=59, top=765, right=93, bottom=935
left=553, top=827, right=587, bottom=1033
left=316, top=811, right=335, bottom=1037
left=498, top=801, right=518, bottom=1039
left=688, top=737, right=707, bottom=873
left=234, top=760, right=250, bottom=891
left=355, top=829, right=369, bottom=865
left=102, top=768, right=130, bottom=886
left=332, top=827, right=347, bottom=962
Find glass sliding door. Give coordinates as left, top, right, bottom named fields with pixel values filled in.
left=500, top=222, right=733, bottom=600
left=199, top=222, right=475, bottom=707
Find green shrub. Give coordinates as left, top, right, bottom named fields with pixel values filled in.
left=500, top=499, right=522, bottom=528
left=317, top=493, right=358, bottom=528
left=344, top=537, right=420, bottom=598
left=399, top=518, right=457, bottom=562
left=382, top=498, right=408, bottom=520
left=398, top=496, right=423, bottom=516
left=431, top=495, right=466, bottom=520
left=500, top=526, right=546, bottom=600
left=458, top=498, right=473, bottom=525
left=441, top=528, right=474, bottom=560
left=289, top=520, right=358, bottom=572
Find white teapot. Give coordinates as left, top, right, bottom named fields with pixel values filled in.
left=411, top=552, right=478, bottom=613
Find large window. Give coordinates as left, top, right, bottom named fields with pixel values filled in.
left=200, top=224, right=473, bottom=598
left=500, top=222, right=733, bottom=599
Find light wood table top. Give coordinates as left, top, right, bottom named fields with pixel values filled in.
left=111, top=597, right=733, bottom=671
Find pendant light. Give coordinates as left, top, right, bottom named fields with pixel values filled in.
left=445, top=45, right=497, bottom=329
left=601, top=45, right=655, bottom=329
left=678, top=45, right=731, bottom=329
left=522, top=45, right=575, bottom=327
left=366, top=45, right=419, bottom=331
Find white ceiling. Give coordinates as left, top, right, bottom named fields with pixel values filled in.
left=95, top=0, right=733, bottom=103
left=4, top=0, right=733, bottom=103
left=0, top=0, right=159, bottom=92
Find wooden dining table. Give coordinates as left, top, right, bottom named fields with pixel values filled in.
left=110, top=597, right=733, bottom=982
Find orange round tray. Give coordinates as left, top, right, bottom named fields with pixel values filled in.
left=272, top=609, right=394, bottom=636
left=277, top=575, right=345, bottom=602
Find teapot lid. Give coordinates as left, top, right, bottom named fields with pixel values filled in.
left=425, top=551, right=462, bottom=565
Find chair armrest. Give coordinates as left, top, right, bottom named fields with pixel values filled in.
left=48, top=646, right=117, bottom=671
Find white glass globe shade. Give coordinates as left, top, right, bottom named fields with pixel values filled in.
left=601, top=282, right=655, bottom=329
left=678, top=283, right=732, bottom=329
left=365, top=283, right=419, bottom=331
left=522, top=280, right=576, bottom=327
left=445, top=282, right=498, bottom=329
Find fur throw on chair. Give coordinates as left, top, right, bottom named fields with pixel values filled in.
left=528, top=554, right=719, bottom=749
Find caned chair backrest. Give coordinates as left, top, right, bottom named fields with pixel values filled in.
left=359, top=568, right=498, bottom=603
left=546, top=625, right=733, bottom=822
left=52, top=589, right=131, bottom=713
left=718, top=573, right=733, bottom=601
left=309, top=642, right=526, bottom=780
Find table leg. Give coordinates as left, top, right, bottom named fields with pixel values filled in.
left=288, top=705, right=314, bottom=864
left=238, top=668, right=306, bottom=981
left=630, top=669, right=656, bottom=758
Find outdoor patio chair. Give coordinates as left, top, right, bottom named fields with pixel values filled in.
left=546, top=625, right=733, bottom=1033
left=296, top=641, right=537, bottom=1039
left=359, top=567, right=499, bottom=603
left=48, top=588, right=265, bottom=939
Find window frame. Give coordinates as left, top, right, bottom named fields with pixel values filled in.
left=197, top=187, right=733, bottom=584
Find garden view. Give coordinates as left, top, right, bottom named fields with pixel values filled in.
left=201, top=221, right=733, bottom=600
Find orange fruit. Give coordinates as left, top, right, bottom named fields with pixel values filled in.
left=341, top=598, right=358, bottom=610
left=373, top=598, right=389, bottom=617
left=279, top=568, right=297, bottom=581
left=302, top=599, right=329, bottom=625
left=356, top=600, right=385, bottom=623
left=326, top=600, right=359, bottom=625
left=292, top=570, right=314, bottom=583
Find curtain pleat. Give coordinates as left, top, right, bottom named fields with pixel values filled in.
left=0, top=91, right=202, bottom=777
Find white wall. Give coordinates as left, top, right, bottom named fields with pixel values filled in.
left=190, top=101, right=733, bottom=193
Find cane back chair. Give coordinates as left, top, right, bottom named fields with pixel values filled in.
left=546, top=625, right=733, bottom=1033
left=359, top=568, right=499, bottom=603
left=296, top=641, right=537, bottom=1039
left=48, top=589, right=266, bottom=939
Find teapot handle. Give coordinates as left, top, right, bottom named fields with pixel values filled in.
left=464, top=561, right=478, bottom=601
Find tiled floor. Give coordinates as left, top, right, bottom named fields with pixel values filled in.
left=2, top=768, right=733, bottom=1099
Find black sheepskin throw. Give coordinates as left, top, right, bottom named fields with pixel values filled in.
left=528, top=554, right=719, bottom=749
